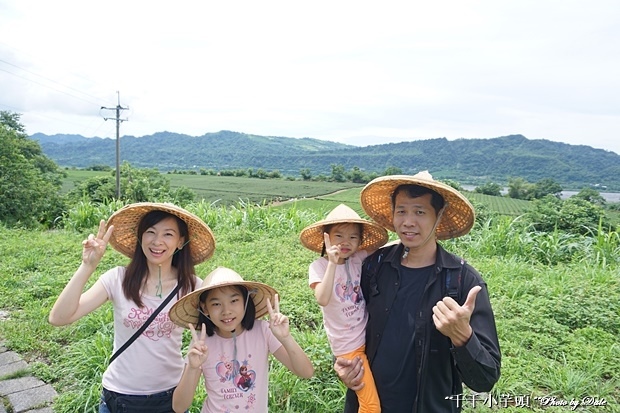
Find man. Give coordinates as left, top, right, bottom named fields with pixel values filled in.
left=334, top=171, right=501, bottom=413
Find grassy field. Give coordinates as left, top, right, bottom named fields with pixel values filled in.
left=1, top=200, right=619, bottom=412
left=62, top=169, right=535, bottom=215
left=61, top=170, right=364, bottom=205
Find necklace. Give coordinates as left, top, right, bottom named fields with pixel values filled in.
left=156, top=265, right=163, bottom=298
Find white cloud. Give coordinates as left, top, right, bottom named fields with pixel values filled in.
left=1, top=0, right=619, bottom=155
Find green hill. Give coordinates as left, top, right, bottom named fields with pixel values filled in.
left=33, top=131, right=620, bottom=190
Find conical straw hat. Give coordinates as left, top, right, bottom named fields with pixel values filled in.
left=107, top=202, right=215, bottom=264
left=360, top=171, right=475, bottom=240
left=169, top=267, right=278, bottom=329
left=299, top=203, right=388, bottom=253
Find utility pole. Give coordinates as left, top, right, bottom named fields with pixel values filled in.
left=101, top=92, right=128, bottom=199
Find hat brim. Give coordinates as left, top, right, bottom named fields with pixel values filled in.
left=169, top=280, right=278, bottom=329
left=300, top=218, right=388, bottom=254
left=107, top=202, right=216, bottom=265
left=360, top=175, right=475, bottom=240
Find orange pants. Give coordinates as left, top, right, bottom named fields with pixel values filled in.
left=339, top=345, right=381, bottom=413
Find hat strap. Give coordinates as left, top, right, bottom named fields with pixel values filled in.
left=197, top=286, right=257, bottom=329
left=178, top=238, right=191, bottom=251
left=231, top=329, right=239, bottom=376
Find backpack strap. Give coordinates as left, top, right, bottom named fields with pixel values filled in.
left=444, top=258, right=465, bottom=303
left=363, top=249, right=386, bottom=300
left=443, top=258, right=466, bottom=395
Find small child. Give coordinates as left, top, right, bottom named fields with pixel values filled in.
left=169, top=267, right=314, bottom=412
left=300, top=204, right=388, bottom=413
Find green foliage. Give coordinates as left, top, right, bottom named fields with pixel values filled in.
left=383, top=165, right=402, bottom=175
left=300, top=168, right=312, bottom=180
left=346, top=166, right=366, bottom=183
left=2, top=203, right=620, bottom=412
left=65, top=162, right=196, bottom=205
left=525, top=195, right=612, bottom=235
left=34, top=132, right=620, bottom=191
left=0, top=111, right=66, bottom=228
left=572, top=187, right=607, bottom=206
left=441, top=178, right=463, bottom=191
left=508, top=177, right=563, bottom=201
left=330, top=163, right=346, bottom=182
left=475, top=182, right=502, bottom=196
left=531, top=178, right=563, bottom=199
left=508, top=176, right=534, bottom=200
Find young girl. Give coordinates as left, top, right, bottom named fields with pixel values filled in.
left=49, top=202, right=216, bottom=413
left=169, top=266, right=314, bottom=412
left=299, top=204, right=388, bottom=413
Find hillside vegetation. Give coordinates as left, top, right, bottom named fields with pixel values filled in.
left=1, top=202, right=618, bottom=412
left=33, top=131, right=620, bottom=190
left=61, top=169, right=535, bottom=218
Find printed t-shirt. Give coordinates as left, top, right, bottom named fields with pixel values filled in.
left=100, top=266, right=201, bottom=395
left=308, top=250, right=368, bottom=355
left=200, top=320, right=282, bottom=413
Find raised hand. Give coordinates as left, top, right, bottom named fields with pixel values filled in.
left=432, top=285, right=482, bottom=347
left=267, top=294, right=290, bottom=341
left=187, top=323, right=209, bottom=370
left=82, top=220, right=114, bottom=267
left=323, top=232, right=341, bottom=264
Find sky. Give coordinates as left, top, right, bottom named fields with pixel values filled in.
left=1, top=0, right=619, bottom=155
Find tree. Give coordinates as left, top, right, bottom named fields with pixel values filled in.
left=531, top=178, right=563, bottom=199
left=508, top=177, right=534, bottom=200
left=300, top=168, right=312, bottom=181
left=525, top=195, right=610, bottom=235
left=347, top=166, right=366, bottom=183
left=0, top=111, right=65, bottom=227
left=66, top=162, right=195, bottom=204
left=329, top=164, right=346, bottom=182
left=0, top=111, right=26, bottom=133
left=572, top=187, right=606, bottom=206
left=383, top=166, right=402, bottom=176
left=475, top=182, right=502, bottom=196
left=441, top=179, right=463, bottom=192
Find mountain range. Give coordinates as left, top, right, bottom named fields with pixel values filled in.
left=31, top=131, right=620, bottom=190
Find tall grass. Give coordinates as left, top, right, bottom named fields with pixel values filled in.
left=1, top=202, right=619, bottom=412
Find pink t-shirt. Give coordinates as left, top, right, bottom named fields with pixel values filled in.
left=308, top=250, right=368, bottom=356
left=99, top=266, right=201, bottom=395
left=199, top=320, right=282, bottom=413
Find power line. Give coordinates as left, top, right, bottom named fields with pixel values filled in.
left=0, top=66, right=103, bottom=108
left=0, top=58, right=106, bottom=105
left=101, top=92, right=129, bottom=199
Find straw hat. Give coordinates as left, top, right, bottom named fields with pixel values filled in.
left=360, top=171, right=475, bottom=240
left=106, top=202, right=216, bottom=265
left=169, top=267, right=278, bottom=329
left=299, top=203, right=389, bottom=254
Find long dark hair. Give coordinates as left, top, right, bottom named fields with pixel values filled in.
left=123, top=210, right=197, bottom=307
left=197, top=285, right=256, bottom=337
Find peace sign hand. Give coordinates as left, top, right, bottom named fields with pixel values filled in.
left=82, top=220, right=114, bottom=268
left=187, top=323, right=209, bottom=370
left=267, top=294, right=290, bottom=341
left=324, top=232, right=341, bottom=264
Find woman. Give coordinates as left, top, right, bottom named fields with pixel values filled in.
left=49, top=202, right=216, bottom=412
